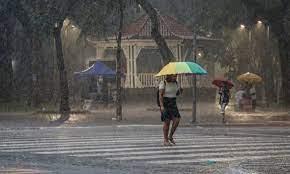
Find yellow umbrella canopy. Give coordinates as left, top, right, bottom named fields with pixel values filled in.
left=237, top=72, right=262, bottom=84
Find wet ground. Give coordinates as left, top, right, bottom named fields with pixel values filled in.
left=0, top=102, right=289, bottom=128
left=1, top=125, right=290, bottom=173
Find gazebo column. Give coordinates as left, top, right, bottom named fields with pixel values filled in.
left=129, top=45, right=134, bottom=87
left=96, top=46, right=105, bottom=58
left=176, top=43, right=182, bottom=61
left=133, top=45, right=142, bottom=88
left=170, top=46, right=178, bottom=60
left=122, top=46, right=132, bottom=88
left=175, top=44, right=182, bottom=83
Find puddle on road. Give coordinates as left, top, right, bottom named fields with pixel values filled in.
left=0, top=167, right=51, bottom=173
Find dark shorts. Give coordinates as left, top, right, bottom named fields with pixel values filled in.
left=161, top=97, right=181, bottom=122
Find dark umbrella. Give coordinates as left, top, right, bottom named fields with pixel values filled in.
left=74, top=61, right=116, bottom=78
left=212, top=78, right=234, bottom=89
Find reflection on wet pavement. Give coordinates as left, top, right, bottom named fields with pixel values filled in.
left=0, top=168, right=51, bottom=174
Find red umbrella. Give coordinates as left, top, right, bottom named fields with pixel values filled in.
left=212, top=78, right=234, bottom=89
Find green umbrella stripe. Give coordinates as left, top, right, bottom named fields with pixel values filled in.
left=186, top=62, right=207, bottom=74
left=175, top=62, right=192, bottom=73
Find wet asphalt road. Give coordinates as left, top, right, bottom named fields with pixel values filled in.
left=0, top=125, right=290, bottom=174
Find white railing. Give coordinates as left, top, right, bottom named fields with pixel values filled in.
left=137, top=73, right=161, bottom=88
left=137, top=73, right=212, bottom=88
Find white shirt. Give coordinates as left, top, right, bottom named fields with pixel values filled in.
left=159, top=81, right=180, bottom=98
left=235, top=90, right=245, bottom=104
left=250, top=87, right=256, bottom=100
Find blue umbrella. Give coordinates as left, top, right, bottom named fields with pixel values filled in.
left=74, top=61, right=116, bottom=78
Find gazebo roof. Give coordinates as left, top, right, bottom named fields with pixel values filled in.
left=121, top=13, right=193, bottom=39
left=87, top=12, right=222, bottom=43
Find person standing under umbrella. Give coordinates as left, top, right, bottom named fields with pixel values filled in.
left=235, top=85, right=245, bottom=111
left=159, top=74, right=182, bottom=146
left=250, top=84, right=257, bottom=111
left=219, top=82, right=231, bottom=120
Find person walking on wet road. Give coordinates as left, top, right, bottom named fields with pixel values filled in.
left=158, top=74, right=183, bottom=146
left=219, top=81, right=230, bottom=122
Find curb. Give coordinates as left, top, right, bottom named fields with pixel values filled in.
left=185, top=122, right=290, bottom=127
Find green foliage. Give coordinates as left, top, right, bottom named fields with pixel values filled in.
left=148, top=0, right=247, bottom=37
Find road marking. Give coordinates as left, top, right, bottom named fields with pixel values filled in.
left=0, top=138, right=286, bottom=150
left=1, top=127, right=290, bottom=166
left=0, top=168, right=51, bottom=174
left=147, top=154, right=290, bottom=164
left=0, top=135, right=221, bottom=144
left=71, top=143, right=290, bottom=157
left=108, top=149, right=290, bottom=161
left=0, top=136, right=274, bottom=147
left=1, top=141, right=288, bottom=153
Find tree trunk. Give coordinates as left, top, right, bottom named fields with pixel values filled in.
left=31, top=33, right=43, bottom=108
left=135, top=0, right=174, bottom=64
left=259, top=36, right=275, bottom=106
left=262, top=64, right=275, bottom=106
left=0, top=14, right=14, bottom=102
left=278, top=37, right=290, bottom=105
left=23, top=33, right=33, bottom=106
left=7, top=0, right=33, bottom=105
left=53, top=22, right=70, bottom=120
left=116, top=0, right=124, bottom=121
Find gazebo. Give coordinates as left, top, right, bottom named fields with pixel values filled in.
left=87, top=12, right=216, bottom=88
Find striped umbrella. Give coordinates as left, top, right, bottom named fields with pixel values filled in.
left=155, top=62, right=207, bottom=77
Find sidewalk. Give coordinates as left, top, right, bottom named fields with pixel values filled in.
left=0, top=102, right=289, bottom=127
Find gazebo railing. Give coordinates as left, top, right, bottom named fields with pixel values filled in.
left=136, top=73, right=211, bottom=88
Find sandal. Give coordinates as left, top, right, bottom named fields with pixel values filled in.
left=163, top=141, right=172, bottom=146
left=168, top=137, right=176, bottom=145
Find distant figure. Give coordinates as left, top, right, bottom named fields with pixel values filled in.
left=218, top=82, right=230, bottom=118
left=158, top=74, right=183, bottom=146
left=235, top=86, right=245, bottom=111
left=97, top=80, right=102, bottom=95
left=250, top=85, right=257, bottom=111
left=95, top=77, right=103, bottom=101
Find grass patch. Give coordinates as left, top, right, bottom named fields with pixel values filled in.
left=0, top=101, right=35, bottom=112
left=0, top=101, right=60, bottom=113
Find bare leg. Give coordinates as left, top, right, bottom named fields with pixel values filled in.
left=221, top=103, right=227, bottom=123
left=169, top=117, right=180, bottom=144
left=221, top=103, right=227, bottom=114
left=163, top=120, right=171, bottom=145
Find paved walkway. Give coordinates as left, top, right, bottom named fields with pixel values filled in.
left=1, top=126, right=290, bottom=173
left=0, top=102, right=289, bottom=127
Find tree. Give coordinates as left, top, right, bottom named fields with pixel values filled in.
left=116, top=0, right=124, bottom=120
left=69, top=0, right=174, bottom=119
left=51, top=0, right=80, bottom=121
left=4, top=0, right=79, bottom=119
left=150, top=0, right=287, bottom=105
left=0, top=6, right=14, bottom=102
left=6, top=0, right=34, bottom=105
left=135, top=0, right=175, bottom=64
left=241, top=0, right=290, bottom=105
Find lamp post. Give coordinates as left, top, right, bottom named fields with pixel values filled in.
left=257, top=20, right=271, bottom=106
left=191, top=34, right=197, bottom=123
left=239, top=24, right=252, bottom=72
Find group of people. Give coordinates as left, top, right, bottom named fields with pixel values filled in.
left=235, top=84, right=257, bottom=111
left=157, top=75, right=256, bottom=146
left=219, top=82, right=256, bottom=114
